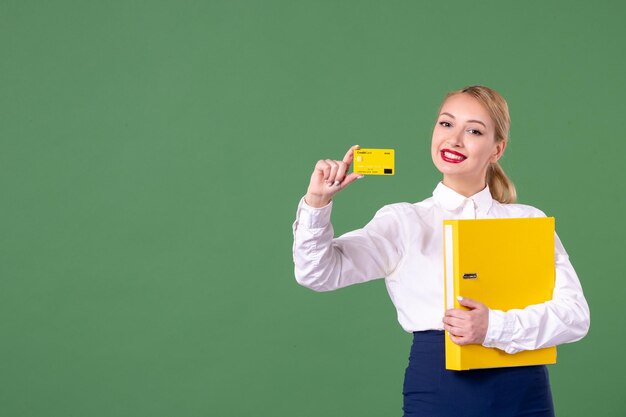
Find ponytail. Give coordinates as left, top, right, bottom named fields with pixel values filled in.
left=487, top=162, right=516, bottom=204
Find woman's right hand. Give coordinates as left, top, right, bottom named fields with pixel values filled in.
left=304, top=144, right=364, bottom=208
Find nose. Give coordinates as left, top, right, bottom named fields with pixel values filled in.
left=446, top=128, right=464, bottom=147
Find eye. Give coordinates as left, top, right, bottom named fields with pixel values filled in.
left=439, top=121, right=452, bottom=127
left=467, top=128, right=482, bottom=135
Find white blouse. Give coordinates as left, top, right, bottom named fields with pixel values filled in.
left=292, top=182, right=590, bottom=354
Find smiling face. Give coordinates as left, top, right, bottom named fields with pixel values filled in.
left=431, top=93, right=506, bottom=195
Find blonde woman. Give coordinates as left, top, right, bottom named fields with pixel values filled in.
left=292, top=86, right=590, bottom=416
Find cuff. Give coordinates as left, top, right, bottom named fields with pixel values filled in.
left=482, top=309, right=516, bottom=352
left=296, top=196, right=333, bottom=229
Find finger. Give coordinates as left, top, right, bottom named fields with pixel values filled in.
left=320, top=161, right=332, bottom=182
left=457, top=296, right=484, bottom=310
left=444, top=308, right=471, bottom=320
left=444, top=323, right=459, bottom=336
left=443, top=316, right=465, bottom=329
left=339, top=172, right=364, bottom=189
left=313, top=160, right=331, bottom=182
left=342, top=144, right=361, bottom=166
left=449, top=334, right=468, bottom=346
left=334, top=161, right=350, bottom=184
left=325, top=160, right=340, bottom=184
left=444, top=323, right=467, bottom=339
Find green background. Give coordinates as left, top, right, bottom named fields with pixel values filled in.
left=2, top=1, right=624, bottom=416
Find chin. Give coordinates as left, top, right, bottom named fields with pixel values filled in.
left=433, top=160, right=459, bottom=175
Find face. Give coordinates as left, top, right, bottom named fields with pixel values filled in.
left=431, top=93, right=506, bottom=188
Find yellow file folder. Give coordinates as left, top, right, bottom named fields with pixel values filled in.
left=443, top=217, right=557, bottom=371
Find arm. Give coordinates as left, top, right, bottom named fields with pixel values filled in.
left=443, top=232, right=590, bottom=353
left=293, top=198, right=402, bottom=291
left=482, top=232, right=590, bottom=354
left=292, top=144, right=402, bottom=291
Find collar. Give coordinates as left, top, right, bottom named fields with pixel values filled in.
left=432, top=181, right=494, bottom=214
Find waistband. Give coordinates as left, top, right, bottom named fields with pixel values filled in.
left=412, top=330, right=445, bottom=342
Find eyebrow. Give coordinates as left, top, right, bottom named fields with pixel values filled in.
left=439, top=112, right=487, bottom=128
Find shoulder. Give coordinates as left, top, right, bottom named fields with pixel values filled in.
left=491, top=201, right=548, bottom=218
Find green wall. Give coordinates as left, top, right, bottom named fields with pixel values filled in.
left=2, top=1, right=624, bottom=416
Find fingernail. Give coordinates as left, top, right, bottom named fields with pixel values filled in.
left=334, top=180, right=340, bottom=186
left=457, top=296, right=463, bottom=301
left=357, top=175, right=364, bottom=179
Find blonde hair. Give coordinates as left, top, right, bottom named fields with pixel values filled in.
left=441, top=85, right=517, bottom=204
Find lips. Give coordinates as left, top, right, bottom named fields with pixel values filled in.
left=441, top=149, right=467, bottom=163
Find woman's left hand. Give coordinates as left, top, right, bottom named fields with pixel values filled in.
left=443, top=297, right=489, bottom=345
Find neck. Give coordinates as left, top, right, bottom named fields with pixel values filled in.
left=442, top=176, right=487, bottom=198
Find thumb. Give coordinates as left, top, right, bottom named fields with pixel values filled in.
left=457, top=296, right=483, bottom=310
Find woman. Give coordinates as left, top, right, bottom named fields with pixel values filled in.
left=292, top=85, right=590, bottom=416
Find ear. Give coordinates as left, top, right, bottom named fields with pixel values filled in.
left=491, top=139, right=507, bottom=163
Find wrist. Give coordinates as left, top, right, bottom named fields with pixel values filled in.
left=304, top=193, right=331, bottom=208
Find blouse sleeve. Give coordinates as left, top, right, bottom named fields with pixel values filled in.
left=292, top=197, right=403, bottom=292
left=482, top=231, right=591, bottom=354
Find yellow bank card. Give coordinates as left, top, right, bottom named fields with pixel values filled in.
left=353, top=148, right=395, bottom=176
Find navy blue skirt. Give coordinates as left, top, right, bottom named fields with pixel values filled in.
left=403, top=331, right=554, bottom=417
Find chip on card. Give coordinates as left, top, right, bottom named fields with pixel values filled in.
left=353, top=148, right=395, bottom=175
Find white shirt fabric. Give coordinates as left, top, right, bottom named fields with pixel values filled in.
left=292, top=182, right=590, bottom=354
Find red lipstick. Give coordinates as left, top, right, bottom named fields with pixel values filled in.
left=440, top=149, right=467, bottom=163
